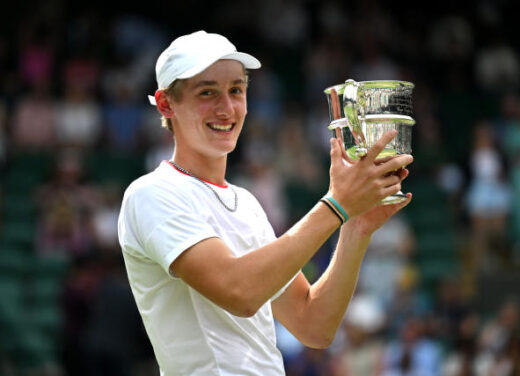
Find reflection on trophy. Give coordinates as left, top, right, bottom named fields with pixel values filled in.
left=324, top=79, right=415, bottom=205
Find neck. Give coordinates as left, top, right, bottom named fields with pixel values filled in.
left=172, top=152, right=228, bottom=186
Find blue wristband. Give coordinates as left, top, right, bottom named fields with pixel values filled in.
left=324, top=195, right=349, bottom=222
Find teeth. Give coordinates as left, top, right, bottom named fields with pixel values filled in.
left=208, top=123, right=233, bottom=131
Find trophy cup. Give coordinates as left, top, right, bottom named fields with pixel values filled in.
left=324, top=79, right=415, bottom=205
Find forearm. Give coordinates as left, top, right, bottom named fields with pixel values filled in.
left=303, top=218, right=370, bottom=342
left=230, top=201, right=340, bottom=313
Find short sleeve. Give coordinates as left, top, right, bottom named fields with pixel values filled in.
left=144, top=211, right=218, bottom=277
left=126, top=183, right=219, bottom=277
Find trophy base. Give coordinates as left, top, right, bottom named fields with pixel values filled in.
left=380, top=191, right=407, bottom=205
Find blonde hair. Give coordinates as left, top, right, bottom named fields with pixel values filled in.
left=160, top=79, right=186, bottom=133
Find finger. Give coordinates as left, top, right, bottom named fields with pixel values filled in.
left=334, top=128, right=349, bottom=161
left=334, top=134, right=357, bottom=164
left=374, top=155, right=394, bottom=165
left=380, top=174, right=402, bottom=188
left=398, top=168, right=409, bottom=180
left=380, top=181, right=403, bottom=199
left=377, top=154, right=414, bottom=175
left=330, top=138, right=342, bottom=168
left=385, top=193, right=413, bottom=212
left=394, top=192, right=413, bottom=210
left=364, top=129, right=398, bottom=163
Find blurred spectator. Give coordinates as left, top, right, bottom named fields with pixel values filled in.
left=277, top=109, right=327, bottom=224
left=465, top=121, right=512, bottom=273
left=329, top=294, right=386, bottom=376
left=431, top=277, right=473, bottom=345
left=358, top=213, right=416, bottom=308
left=474, top=298, right=520, bottom=375
left=11, top=80, right=56, bottom=150
left=285, top=347, right=330, bottom=376
left=382, top=316, right=442, bottom=376
left=90, top=183, right=122, bottom=253
left=110, top=14, right=168, bottom=95
left=54, top=59, right=102, bottom=148
left=350, top=41, right=401, bottom=82
left=385, top=265, right=432, bottom=337
left=303, top=36, right=350, bottom=106
left=429, top=16, right=474, bottom=63
left=258, top=0, right=309, bottom=47
left=247, top=62, right=284, bottom=127
left=441, top=311, right=480, bottom=376
left=61, top=255, right=104, bottom=376
left=35, top=148, right=99, bottom=258
left=17, top=18, right=56, bottom=88
left=102, top=74, right=144, bottom=150
left=237, top=115, right=289, bottom=234
left=474, top=35, right=520, bottom=92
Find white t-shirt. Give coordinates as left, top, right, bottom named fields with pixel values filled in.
left=118, top=161, right=289, bottom=376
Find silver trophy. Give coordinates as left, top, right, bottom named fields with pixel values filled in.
left=324, top=79, right=415, bottom=205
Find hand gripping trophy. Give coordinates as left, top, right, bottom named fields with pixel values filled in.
left=324, top=79, right=415, bottom=204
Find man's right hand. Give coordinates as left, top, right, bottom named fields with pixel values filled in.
left=327, top=129, right=413, bottom=218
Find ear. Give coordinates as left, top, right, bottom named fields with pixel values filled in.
left=155, top=90, right=174, bottom=117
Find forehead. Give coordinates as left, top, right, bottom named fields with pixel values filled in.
left=185, top=59, right=246, bottom=87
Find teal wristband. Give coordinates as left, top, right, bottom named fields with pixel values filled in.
left=324, top=195, right=349, bottom=222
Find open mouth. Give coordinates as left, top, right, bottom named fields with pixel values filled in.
left=206, top=123, right=235, bottom=132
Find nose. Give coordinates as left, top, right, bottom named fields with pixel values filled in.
left=215, top=93, right=234, bottom=118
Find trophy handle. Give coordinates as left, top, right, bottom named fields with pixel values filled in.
left=329, top=88, right=351, bottom=161
left=343, top=79, right=368, bottom=156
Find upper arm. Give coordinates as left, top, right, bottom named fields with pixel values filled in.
left=170, top=236, right=254, bottom=316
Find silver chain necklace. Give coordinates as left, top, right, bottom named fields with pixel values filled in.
left=169, top=161, right=238, bottom=212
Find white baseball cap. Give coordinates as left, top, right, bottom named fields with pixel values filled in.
left=148, top=30, right=261, bottom=105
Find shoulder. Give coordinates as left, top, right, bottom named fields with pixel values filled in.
left=122, top=162, right=194, bottom=210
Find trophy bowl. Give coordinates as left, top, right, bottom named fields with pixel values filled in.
left=324, top=79, right=415, bottom=205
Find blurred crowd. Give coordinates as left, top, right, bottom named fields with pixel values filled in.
left=1, top=0, right=520, bottom=375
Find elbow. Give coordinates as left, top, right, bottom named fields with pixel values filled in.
left=301, top=331, right=335, bottom=349
left=225, top=287, right=263, bottom=318
left=232, top=305, right=258, bottom=318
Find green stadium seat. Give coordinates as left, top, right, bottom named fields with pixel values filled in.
left=1, top=193, right=36, bottom=222
left=0, top=221, right=36, bottom=248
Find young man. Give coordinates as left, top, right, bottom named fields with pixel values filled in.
left=118, top=30, right=413, bottom=375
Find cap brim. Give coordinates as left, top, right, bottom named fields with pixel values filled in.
left=221, top=51, right=261, bottom=69
left=177, top=51, right=261, bottom=80
left=149, top=51, right=261, bottom=106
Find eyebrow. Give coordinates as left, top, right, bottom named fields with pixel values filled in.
left=191, top=78, right=246, bottom=89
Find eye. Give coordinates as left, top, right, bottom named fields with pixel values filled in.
left=199, top=89, right=214, bottom=96
left=230, top=87, right=244, bottom=95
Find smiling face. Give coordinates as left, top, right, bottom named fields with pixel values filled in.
left=162, top=59, right=248, bottom=163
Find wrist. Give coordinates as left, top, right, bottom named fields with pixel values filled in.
left=342, top=216, right=374, bottom=241
left=321, top=195, right=349, bottom=225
